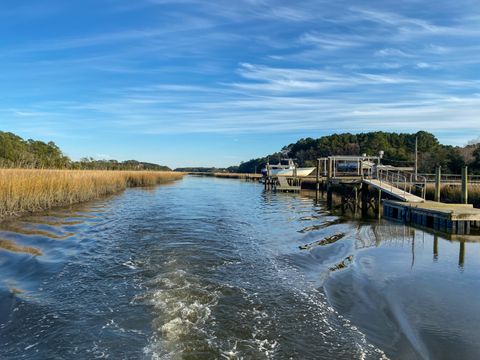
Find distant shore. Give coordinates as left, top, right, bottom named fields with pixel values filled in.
left=189, top=172, right=262, bottom=180
left=0, top=169, right=184, bottom=221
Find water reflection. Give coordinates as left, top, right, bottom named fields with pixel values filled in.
left=0, top=178, right=479, bottom=360
left=459, top=240, right=465, bottom=269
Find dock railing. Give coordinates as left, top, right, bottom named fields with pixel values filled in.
left=419, top=174, right=480, bottom=185
left=374, top=169, right=427, bottom=199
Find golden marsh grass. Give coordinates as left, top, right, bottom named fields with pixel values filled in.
left=425, top=184, right=480, bottom=207
left=0, top=169, right=183, bottom=220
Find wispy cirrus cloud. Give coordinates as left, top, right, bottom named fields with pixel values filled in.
left=1, top=0, right=480, bottom=165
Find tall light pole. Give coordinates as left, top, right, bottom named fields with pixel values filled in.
left=415, top=136, right=418, bottom=181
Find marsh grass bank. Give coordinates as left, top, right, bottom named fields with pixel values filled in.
left=0, top=169, right=183, bottom=220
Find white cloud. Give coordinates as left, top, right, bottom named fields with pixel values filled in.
left=375, top=48, right=412, bottom=57
left=2, top=0, right=480, bottom=149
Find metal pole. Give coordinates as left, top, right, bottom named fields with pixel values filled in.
left=415, top=136, right=418, bottom=181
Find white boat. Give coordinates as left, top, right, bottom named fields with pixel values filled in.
left=276, top=167, right=315, bottom=176
left=262, top=159, right=315, bottom=177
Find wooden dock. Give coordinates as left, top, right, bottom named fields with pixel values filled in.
left=383, top=200, right=480, bottom=234
left=263, top=155, right=480, bottom=235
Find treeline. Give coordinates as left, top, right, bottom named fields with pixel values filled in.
left=0, top=131, right=70, bottom=168
left=237, top=131, right=480, bottom=175
left=174, top=166, right=239, bottom=173
left=0, top=131, right=171, bottom=171
left=72, top=158, right=171, bottom=171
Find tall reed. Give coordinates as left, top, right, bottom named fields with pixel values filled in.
left=424, top=183, right=480, bottom=207
left=0, top=169, right=183, bottom=220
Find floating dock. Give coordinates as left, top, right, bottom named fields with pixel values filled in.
left=383, top=200, right=480, bottom=234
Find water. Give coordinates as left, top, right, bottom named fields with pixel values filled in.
left=1, top=176, right=479, bottom=359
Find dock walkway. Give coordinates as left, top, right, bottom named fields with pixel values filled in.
left=362, top=178, right=424, bottom=202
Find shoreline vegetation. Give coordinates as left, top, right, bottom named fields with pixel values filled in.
left=0, top=169, right=183, bottom=221
left=0, top=131, right=171, bottom=171
left=235, top=131, right=480, bottom=175
left=424, top=184, right=480, bottom=207
left=191, top=172, right=262, bottom=179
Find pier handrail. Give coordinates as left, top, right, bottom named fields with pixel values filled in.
left=418, top=173, right=480, bottom=184
left=377, top=169, right=407, bottom=198
left=374, top=169, right=427, bottom=200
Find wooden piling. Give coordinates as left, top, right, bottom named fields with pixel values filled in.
left=316, top=159, right=320, bottom=192
left=361, top=183, right=368, bottom=217
left=435, top=166, right=441, bottom=202
left=461, top=166, right=468, bottom=204
left=327, top=182, right=333, bottom=206
left=353, top=187, right=358, bottom=215
left=376, top=189, right=382, bottom=219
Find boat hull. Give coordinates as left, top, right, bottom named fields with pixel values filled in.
left=273, top=168, right=315, bottom=176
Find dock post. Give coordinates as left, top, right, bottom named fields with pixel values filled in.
left=328, top=158, right=333, bottom=179
left=316, top=159, right=321, bottom=193
left=353, top=186, right=358, bottom=215
left=461, top=166, right=468, bottom=204
left=435, top=166, right=441, bottom=202
left=376, top=189, right=382, bottom=220
left=327, top=182, right=333, bottom=207
left=265, top=165, right=270, bottom=190
left=361, top=183, right=368, bottom=217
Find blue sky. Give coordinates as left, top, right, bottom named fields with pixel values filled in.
left=1, top=0, right=479, bottom=168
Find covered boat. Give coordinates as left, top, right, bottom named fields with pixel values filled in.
left=262, top=159, right=315, bottom=177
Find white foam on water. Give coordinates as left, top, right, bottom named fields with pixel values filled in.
left=141, top=268, right=220, bottom=359
left=294, top=287, right=390, bottom=359
left=122, top=260, right=137, bottom=269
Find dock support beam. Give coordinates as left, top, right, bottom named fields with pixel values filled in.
left=361, top=183, right=368, bottom=217
left=326, top=182, right=333, bottom=207
left=376, top=189, right=382, bottom=219
left=316, top=159, right=320, bottom=193
left=461, top=166, right=468, bottom=204
left=435, top=166, right=441, bottom=202
left=353, top=186, right=359, bottom=215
